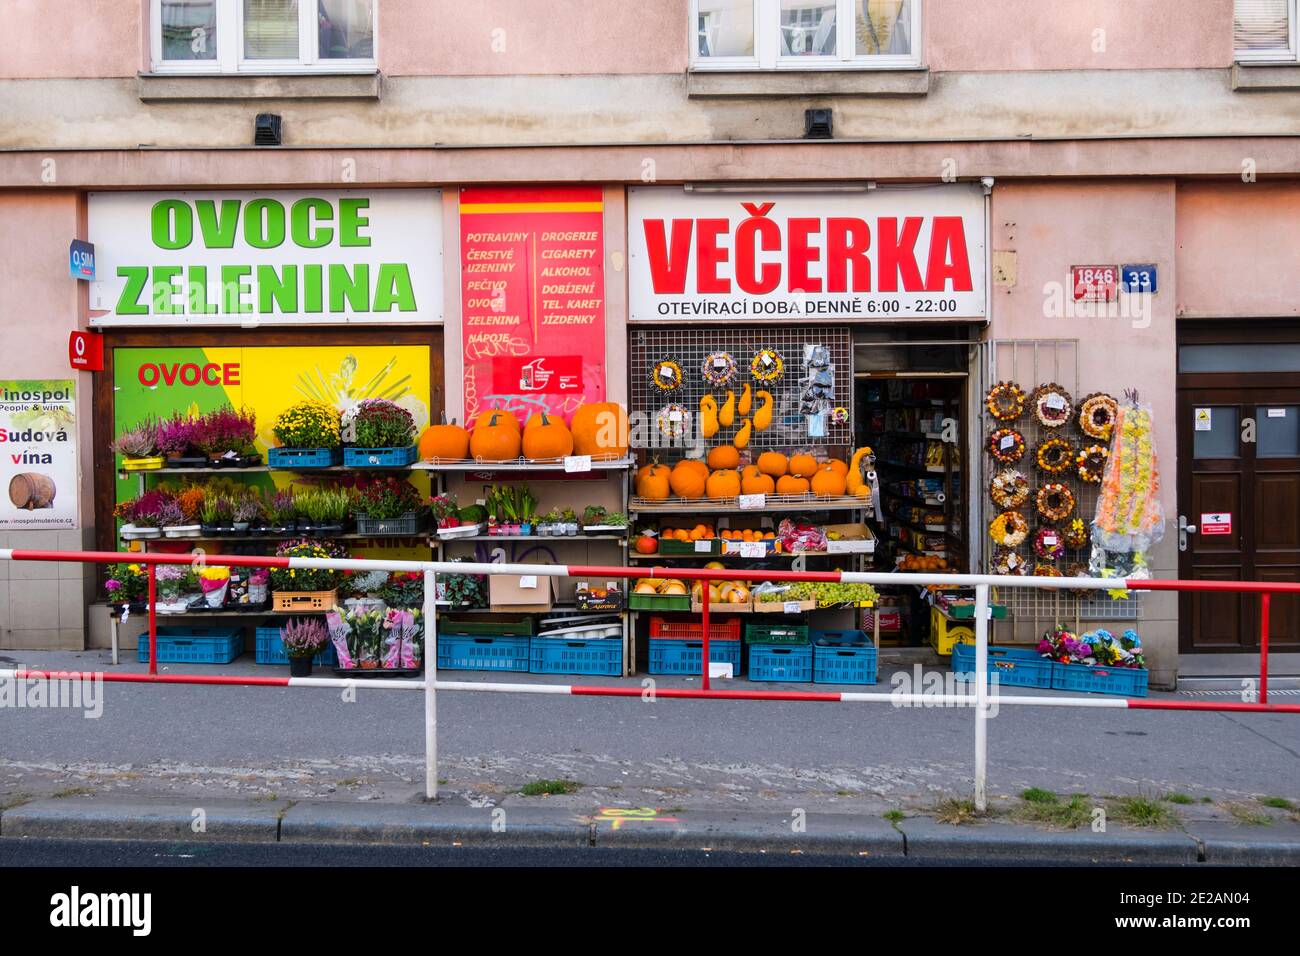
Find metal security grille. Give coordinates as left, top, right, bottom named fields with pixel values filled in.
left=628, top=325, right=854, bottom=453
left=981, top=339, right=1142, bottom=624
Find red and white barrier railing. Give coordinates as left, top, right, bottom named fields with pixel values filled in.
left=0, top=547, right=1296, bottom=810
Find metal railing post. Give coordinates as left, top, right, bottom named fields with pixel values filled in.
left=423, top=567, right=438, bottom=801
left=147, top=563, right=158, bottom=676
left=701, top=574, right=711, bottom=691
left=1260, top=592, right=1271, bottom=705
left=974, top=583, right=990, bottom=813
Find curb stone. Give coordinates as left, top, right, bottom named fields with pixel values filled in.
left=896, top=817, right=1202, bottom=864
left=588, top=809, right=905, bottom=857
left=1188, top=821, right=1300, bottom=866
left=278, top=800, right=591, bottom=846
left=0, top=796, right=281, bottom=843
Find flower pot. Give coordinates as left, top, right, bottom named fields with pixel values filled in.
left=163, top=524, right=202, bottom=539
left=520, top=523, right=533, bottom=536
left=121, top=456, right=166, bottom=472
left=203, top=582, right=229, bottom=608
left=565, top=522, right=579, bottom=536
left=289, top=656, right=314, bottom=678
left=200, top=524, right=233, bottom=537
left=231, top=522, right=250, bottom=536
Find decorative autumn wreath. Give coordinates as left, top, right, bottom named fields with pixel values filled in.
left=1066, top=561, right=1092, bottom=596
left=988, top=428, right=1026, bottom=464
left=1035, top=482, right=1076, bottom=522
left=1076, top=443, right=1109, bottom=483
left=655, top=403, right=691, bottom=439
left=1035, top=436, right=1075, bottom=474
left=650, top=359, right=683, bottom=392
left=989, top=510, right=1030, bottom=547
left=751, top=348, right=785, bottom=384
left=1063, top=517, right=1090, bottom=550
left=1031, top=383, right=1074, bottom=429
left=993, top=547, right=1027, bottom=575
left=984, top=381, right=1026, bottom=422
left=1034, top=525, right=1065, bottom=560
left=990, top=469, right=1030, bottom=509
left=701, top=352, right=737, bottom=387
left=1078, top=392, right=1119, bottom=440
left=1034, top=563, right=1062, bottom=577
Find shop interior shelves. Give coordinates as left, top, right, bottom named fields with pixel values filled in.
left=629, top=494, right=870, bottom=514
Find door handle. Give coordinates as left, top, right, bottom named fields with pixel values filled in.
left=1178, top=514, right=1198, bottom=552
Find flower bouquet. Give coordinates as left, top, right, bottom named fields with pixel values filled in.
left=199, top=566, right=230, bottom=608
left=104, top=562, right=149, bottom=608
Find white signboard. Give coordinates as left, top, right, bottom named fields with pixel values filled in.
left=628, top=184, right=986, bottom=321
left=88, top=190, right=443, bottom=327
left=0, top=380, right=78, bottom=529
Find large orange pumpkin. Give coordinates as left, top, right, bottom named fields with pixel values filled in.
left=635, top=535, right=658, bottom=555
left=789, top=453, right=819, bottom=478
left=636, top=462, right=671, bottom=499
left=706, top=469, right=741, bottom=498
left=674, top=458, right=709, bottom=477
left=824, top=458, right=849, bottom=477
left=706, top=445, right=740, bottom=470
left=521, top=412, right=574, bottom=459
left=469, top=412, right=522, bottom=461
left=417, top=419, right=469, bottom=461
left=571, top=402, right=629, bottom=459
left=811, top=467, right=848, bottom=497
left=757, top=451, right=788, bottom=478
left=776, top=474, right=810, bottom=495
left=669, top=461, right=707, bottom=499
left=472, top=407, right=519, bottom=432
left=741, top=471, right=775, bottom=496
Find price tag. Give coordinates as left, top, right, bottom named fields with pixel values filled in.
left=1045, top=393, right=1066, bottom=411
left=563, top=455, right=592, bottom=473
left=668, top=410, right=683, bottom=423
left=1268, top=408, right=1287, bottom=418
left=694, top=540, right=712, bottom=553
left=738, top=494, right=765, bottom=509
left=762, top=353, right=773, bottom=366
left=519, top=575, right=538, bottom=589
left=659, top=366, right=675, bottom=381
left=1043, top=535, right=1058, bottom=547
left=713, top=357, right=727, bottom=368
left=783, top=600, right=803, bottom=614
left=739, top=541, right=766, bottom=559
left=999, top=434, right=1016, bottom=451
left=577, top=581, right=589, bottom=590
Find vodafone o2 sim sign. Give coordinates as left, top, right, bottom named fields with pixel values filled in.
left=627, top=184, right=986, bottom=321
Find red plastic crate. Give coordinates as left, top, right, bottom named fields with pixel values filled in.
left=648, top=615, right=741, bottom=641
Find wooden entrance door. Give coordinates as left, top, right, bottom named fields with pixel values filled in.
left=1176, top=327, right=1300, bottom=653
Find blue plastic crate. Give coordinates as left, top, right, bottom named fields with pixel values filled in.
left=343, top=446, right=418, bottom=468
left=1051, top=661, right=1149, bottom=698
left=137, top=626, right=243, bottom=664
left=438, top=634, right=531, bottom=672
left=647, top=638, right=742, bottom=675
left=811, top=631, right=877, bottom=685
left=747, top=644, right=813, bottom=682
left=267, top=447, right=341, bottom=469
left=529, top=636, right=622, bottom=676
left=254, top=626, right=338, bottom=666
left=952, top=643, right=1054, bottom=689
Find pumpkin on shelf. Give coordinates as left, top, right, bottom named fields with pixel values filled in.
left=756, top=451, right=788, bottom=478
left=469, top=411, right=522, bottom=461
left=570, top=402, right=629, bottom=459
left=706, top=445, right=741, bottom=470
left=634, top=534, right=659, bottom=555
left=788, top=453, right=819, bottom=478
left=823, top=458, right=848, bottom=477
left=417, top=417, right=469, bottom=461
left=740, top=467, right=775, bottom=496
left=776, top=474, right=810, bottom=495
left=521, top=412, right=574, bottom=460
left=706, top=469, right=742, bottom=499
left=669, top=460, right=707, bottom=499
left=810, top=466, right=847, bottom=497
left=472, top=406, right=519, bottom=432
left=635, top=462, right=671, bottom=499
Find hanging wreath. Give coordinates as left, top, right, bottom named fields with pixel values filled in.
left=990, top=469, right=1030, bottom=509
left=650, top=359, right=683, bottom=392
left=655, top=403, right=691, bottom=439
left=1035, top=437, right=1075, bottom=474
left=1077, top=444, right=1109, bottom=483
left=988, top=510, right=1029, bottom=547
left=1032, top=383, right=1074, bottom=429
left=1035, top=482, right=1076, bottom=522
left=1063, top=517, right=1090, bottom=550
left=984, top=381, right=1026, bottom=422
left=1078, top=392, right=1120, bottom=440
left=1034, top=525, right=1065, bottom=560
left=993, top=547, right=1028, bottom=576
left=988, top=428, right=1026, bottom=464
left=701, top=352, right=737, bottom=387
left=751, top=348, right=785, bottom=384
left=1034, top=563, right=1062, bottom=577
left=1066, top=561, right=1092, bottom=596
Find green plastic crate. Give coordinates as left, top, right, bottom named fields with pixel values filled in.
left=628, top=593, right=691, bottom=611
left=440, top=613, right=534, bottom=637
left=744, top=621, right=810, bottom=645
left=658, top=538, right=718, bottom=556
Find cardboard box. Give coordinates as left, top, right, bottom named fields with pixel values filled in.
left=824, top=522, right=877, bottom=554
left=489, top=572, right=556, bottom=613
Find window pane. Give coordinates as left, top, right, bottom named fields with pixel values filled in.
left=697, top=0, right=754, bottom=57
left=1257, top=406, right=1300, bottom=457
left=855, top=0, right=912, bottom=56
left=781, top=0, right=837, bottom=56
left=1234, top=0, right=1291, bottom=52
left=319, top=0, right=374, bottom=59
left=161, top=0, right=217, bottom=61
left=244, top=0, right=300, bottom=60
left=1178, top=343, right=1300, bottom=373
left=1193, top=407, right=1239, bottom=459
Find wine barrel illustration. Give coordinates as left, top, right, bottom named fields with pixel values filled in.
left=9, top=473, right=56, bottom=510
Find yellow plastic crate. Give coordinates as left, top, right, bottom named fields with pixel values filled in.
left=929, top=606, right=975, bottom=657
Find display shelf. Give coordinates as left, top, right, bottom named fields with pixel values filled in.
left=629, top=550, right=829, bottom=561
left=629, top=494, right=870, bottom=514
left=124, top=531, right=429, bottom=544
left=414, top=456, right=635, bottom=473
left=433, top=534, right=627, bottom=543
left=884, top=489, right=947, bottom=507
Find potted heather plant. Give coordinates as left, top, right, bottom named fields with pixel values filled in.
left=342, top=398, right=417, bottom=468
left=200, top=495, right=235, bottom=535
left=157, top=415, right=203, bottom=466
left=265, top=489, right=296, bottom=534
left=194, top=406, right=260, bottom=467
left=279, top=617, right=330, bottom=677
left=269, top=400, right=343, bottom=468
left=121, top=489, right=174, bottom=539
left=355, top=477, right=423, bottom=535
left=231, top=494, right=262, bottom=535
left=113, top=418, right=164, bottom=471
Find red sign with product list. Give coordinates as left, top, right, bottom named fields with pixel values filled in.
left=459, top=187, right=606, bottom=425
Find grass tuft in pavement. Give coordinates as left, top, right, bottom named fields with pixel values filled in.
left=934, top=798, right=984, bottom=826
left=1013, top=792, right=1093, bottom=829
left=1162, top=792, right=1194, bottom=805
left=1108, top=794, right=1178, bottom=829
left=1225, top=802, right=1273, bottom=826
left=520, top=778, right=582, bottom=797
left=51, top=787, right=94, bottom=799
left=1020, top=787, right=1057, bottom=804
left=1257, top=796, right=1295, bottom=811
left=883, top=809, right=905, bottom=825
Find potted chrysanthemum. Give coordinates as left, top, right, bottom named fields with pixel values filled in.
left=269, top=400, right=343, bottom=469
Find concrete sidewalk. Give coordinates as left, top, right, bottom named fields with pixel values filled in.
left=3, top=794, right=1300, bottom=864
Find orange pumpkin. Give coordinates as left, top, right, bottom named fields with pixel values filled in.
left=635, top=535, right=658, bottom=555
left=571, top=402, right=629, bottom=459
left=741, top=471, right=775, bottom=496
left=810, top=467, right=847, bottom=497
left=675, top=458, right=709, bottom=477
left=521, top=412, right=574, bottom=460
left=469, top=412, right=522, bottom=461
left=636, top=463, right=672, bottom=499
left=417, top=419, right=469, bottom=461
left=824, top=458, right=848, bottom=477
left=776, top=475, right=810, bottom=495
left=757, top=451, right=788, bottom=478
left=472, top=407, right=519, bottom=432
left=706, top=445, right=740, bottom=470
left=669, top=461, right=707, bottom=499
left=706, top=469, right=742, bottom=499
left=789, top=453, right=819, bottom=478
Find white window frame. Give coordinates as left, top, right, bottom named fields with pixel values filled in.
left=1234, top=0, right=1297, bottom=62
left=690, top=0, right=922, bottom=71
left=150, top=0, right=378, bottom=74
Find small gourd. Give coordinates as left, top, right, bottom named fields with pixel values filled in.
left=521, top=412, right=574, bottom=460
left=700, top=394, right=719, bottom=439
left=753, top=390, right=774, bottom=432
left=732, top=418, right=752, bottom=449
left=846, top=446, right=873, bottom=497
left=719, top=390, right=736, bottom=428
left=737, top=384, right=752, bottom=417
left=469, top=412, right=522, bottom=462
left=706, top=469, right=742, bottom=499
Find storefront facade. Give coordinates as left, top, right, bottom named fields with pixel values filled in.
left=2, top=2, right=1298, bottom=689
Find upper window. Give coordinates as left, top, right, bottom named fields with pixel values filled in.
left=151, top=0, right=376, bottom=73
left=692, top=0, right=919, bottom=70
left=1234, top=0, right=1297, bottom=61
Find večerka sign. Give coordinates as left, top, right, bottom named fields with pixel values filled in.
left=627, top=185, right=986, bottom=321
left=88, top=190, right=442, bottom=326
